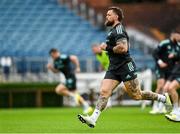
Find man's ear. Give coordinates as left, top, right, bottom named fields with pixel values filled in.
left=115, top=15, right=119, bottom=21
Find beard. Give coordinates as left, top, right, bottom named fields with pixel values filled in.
left=105, top=19, right=114, bottom=26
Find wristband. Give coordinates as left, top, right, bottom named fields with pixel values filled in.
left=157, top=59, right=163, bottom=65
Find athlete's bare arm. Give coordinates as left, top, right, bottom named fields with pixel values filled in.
left=47, top=63, right=59, bottom=73
left=113, top=38, right=128, bottom=54
left=70, top=55, right=81, bottom=73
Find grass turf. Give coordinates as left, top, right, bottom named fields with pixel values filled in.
left=0, top=107, right=179, bottom=133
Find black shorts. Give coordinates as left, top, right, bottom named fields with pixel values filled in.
left=155, top=67, right=171, bottom=80
left=104, top=61, right=137, bottom=82
left=168, top=64, right=180, bottom=83
left=65, top=75, right=77, bottom=91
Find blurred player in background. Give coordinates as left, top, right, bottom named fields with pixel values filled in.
left=78, top=7, right=172, bottom=128
left=150, top=33, right=178, bottom=114
left=47, top=48, right=92, bottom=114
left=92, top=43, right=109, bottom=71
left=162, top=32, right=180, bottom=122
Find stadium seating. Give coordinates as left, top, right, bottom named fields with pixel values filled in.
left=0, top=0, right=106, bottom=57
left=0, top=0, right=154, bottom=72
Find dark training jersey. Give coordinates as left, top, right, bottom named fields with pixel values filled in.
left=172, top=41, right=180, bottom=63
left=168, top=41, right=180, bottom=83
left=106, top=23, right=132, bottom=71
left=153, top=39, right=178, bottom=71
left=53, top=54, right=74, bottom=79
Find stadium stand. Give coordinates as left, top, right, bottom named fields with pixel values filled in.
left=0, top=0, right=106, bottom=57
left=0, top=0, right=154, bottom=74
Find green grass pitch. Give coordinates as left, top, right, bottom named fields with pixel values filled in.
left=0, top=107, right=179, bottom=133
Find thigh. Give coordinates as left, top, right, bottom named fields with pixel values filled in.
left=56, top=83, right=69, bottom=90
left=124, top=78, right=141, bottom=97
left=100, top=79, right=120, bottom=95
left=169, top=80, right=180, bottom=91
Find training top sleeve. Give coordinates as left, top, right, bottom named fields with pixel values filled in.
left=152, top=48, right=159, bottom=62
left=61, top=54, right=70, bottom=62
left=114, top=25, right=128, bottom=43
left=153, top=40, right=169, bottom=61
left=173, top=46, right=180, bottom=62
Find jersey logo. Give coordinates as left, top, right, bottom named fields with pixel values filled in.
left=127, top=62, right=134, bottom=72
left=108, top=31, right=112, bottom=36
left=116, top=25, right=123, bottom=34
left=67, top=78, right=73, bottom=83
left=125, top=74, right=132, bottom=79
left=159, top=39, right=170, bottom=47
left=167, top=45, right=171, bottom=49
left=61, top=54, right=68, bottom=59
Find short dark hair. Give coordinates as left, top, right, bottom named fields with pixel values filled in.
left=108, top=6, right=124, bottom=21
left=49, top=48, right=58, bottom=55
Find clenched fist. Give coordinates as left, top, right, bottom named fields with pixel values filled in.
left=100, top=42, right=107, bottom=50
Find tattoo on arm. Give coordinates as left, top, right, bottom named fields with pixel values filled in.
left=113, top=38, right=128, bottom=54
left=51, top=68, right=59, bottom=73
left=96, top=96, right=108, bottom=111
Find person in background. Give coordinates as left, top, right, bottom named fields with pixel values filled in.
left=92, top=43, right=109, bottom=71
left=150, top=33, right=179, bottom=114
left=0, top=56, right=12, bottom=81
left=162, top=32, right=180, bottom=122
left=47, top=48, right=93, bottom=115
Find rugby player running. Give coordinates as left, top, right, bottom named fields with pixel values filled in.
left=77, top=7, right=172, bottom=128
left=47, top=48, right=92, bottom=114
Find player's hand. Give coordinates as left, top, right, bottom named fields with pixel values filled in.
left=47, top=63, right=53, bottom=70
left=158, top=60, right=168, bottom=68
left=100, top=43, right=107, bottom=50
left=168, top=53, right=175, bottom=59
left=75, top=67, right=81, bottom=73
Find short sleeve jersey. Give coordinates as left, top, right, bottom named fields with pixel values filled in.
left=153, top=39, right=178, bottom=69
left=53, top=54, right=74, bottom=78
left=106, top=23, right=132, bottom=71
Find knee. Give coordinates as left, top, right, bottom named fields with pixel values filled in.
left=100, top=88, right=111, bottom=98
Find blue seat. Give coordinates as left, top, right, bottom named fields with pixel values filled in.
left=0, top=0, right=153, bottom=71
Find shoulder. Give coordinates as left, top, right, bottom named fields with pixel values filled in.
left=158, top=39, right=170, bottom=47
left=115, top=24, right=123, bottom=34
left=112, top=24, right=128, bottom=40
left=60, top=54, right=69, bottom=60
left=113, top=24, right=126, bottom=35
